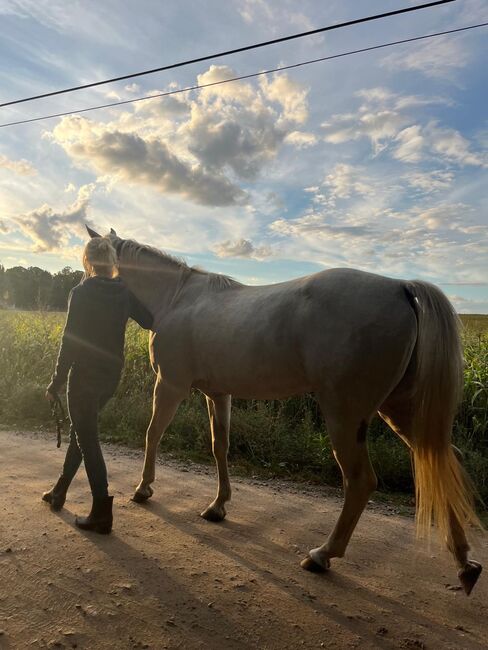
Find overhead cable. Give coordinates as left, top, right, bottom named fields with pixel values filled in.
left=0, top=0, right=456, bottom=109
left=1, top=22, right=485, bottom=130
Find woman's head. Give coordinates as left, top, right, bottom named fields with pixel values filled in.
left=83, top=237, right=118, bottom=278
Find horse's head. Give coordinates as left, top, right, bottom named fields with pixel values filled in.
left=86, top=225, right=124, bottom=260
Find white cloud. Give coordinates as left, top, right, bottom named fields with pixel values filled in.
left=15, top=202, right=88, bottom=252
left=237, top=0, right=314, bottom=33
left=322, top=89, right=486, bottom=168
left=284, top=131, right=317, bottom=148
left=0, top=154, right=36, bottom=175
left=323, top=109, right=408, bottom=155
left=48, top=66, right=314, bottom=203
left=268, top=197, right=487, bottom=285
left=448, top=294, right=488, bottom=315
left=323, top=163, right=373, bottom=202
left=13, top=184, right=96, bottom=252
left=382, top=37, right=470, bottom=80
left=393, top=126, right=424, bottom=163
left=51, top=116, right=247, bottom=206
left=260, top=75, right=309, bottom=125
left=196, top=65, right=256, bottom=104
left=393, top=122, right=487, bottom=167
left=404, top=170, right=454, bottom=193
left=214, top=238, right=272, bottom=259
left=426, top=122, right=487, bottom=167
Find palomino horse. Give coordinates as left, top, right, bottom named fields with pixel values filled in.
left=88, top=227, right=482, bottom=594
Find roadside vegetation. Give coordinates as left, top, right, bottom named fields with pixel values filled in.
left=0, top=309, right=487, bottom=506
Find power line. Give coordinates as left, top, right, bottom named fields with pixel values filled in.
left=0, top=0, right=456, bottom=109
left=1, top=22, right=485, bottom=130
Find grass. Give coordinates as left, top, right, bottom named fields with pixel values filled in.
left=0, top=309, right=487, bottom=508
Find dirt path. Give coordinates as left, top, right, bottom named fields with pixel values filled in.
left=0, top=430, right=487, bottom=650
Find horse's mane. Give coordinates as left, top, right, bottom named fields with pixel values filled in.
left=119, top=238, right=241, bottom=290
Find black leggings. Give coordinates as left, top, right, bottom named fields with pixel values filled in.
left=61, top=370, right=119, bottom=498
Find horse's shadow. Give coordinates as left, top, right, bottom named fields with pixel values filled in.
left=128, top=496, right=485, bottom=650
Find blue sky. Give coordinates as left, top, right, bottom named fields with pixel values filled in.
left=0, top=0, right=487, bottom=312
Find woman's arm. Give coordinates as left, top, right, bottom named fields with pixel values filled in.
left=47, top=289, right=84, bottom=394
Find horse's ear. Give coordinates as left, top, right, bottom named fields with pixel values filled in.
left=110, top=227, right=117, bottom=235
left=86, top=225, right=101, bottom=238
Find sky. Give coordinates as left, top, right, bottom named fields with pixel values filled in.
left=0, top=0, right=487, bottom=312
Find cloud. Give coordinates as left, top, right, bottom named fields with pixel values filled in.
left=448, top=294, right=488, bottom=315
left=284, top=131, right=317, bottom=148
left=404, top=170, right=454, bottom=193
left=393, top=126, right=424, bottom=163
left=322, top=89, right=486, bottom=167
left=270, top=214, right=373, bottom=239
left=393, top=122, right=487, bottom=167
left=321, top=88, right=451, bottom=158
left=0, top=0, right=129, bottom=46
left=323, top=164, right=373, bottom=202
left=426, top=122, right=487, bottom=167
left=0, top=219, right=10, bottom=233
left=51, top=116, right=247, bottom=207
left=214, top=238, right=272, bottom=259
left=0, top=154, right=36, bottom=175
left=183, top=99, right=285, bottom=182
left=13, top=185, right=95, bottom=252
left=237, top=0, right=314, bottom=33
left=381, top=37, right=470, bottom=79
left=49, top=66, right=313, bottom=201
left=268, top=197, right=487, bottom=284
left=260, top=75, right=309, bottom=124
left=322, top=109, right=408, bottom=155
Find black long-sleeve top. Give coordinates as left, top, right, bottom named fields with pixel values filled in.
left=47, top=276, right=153, bottom=393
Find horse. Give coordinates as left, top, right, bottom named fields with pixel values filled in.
left=87, top=226, right=483, bottom=595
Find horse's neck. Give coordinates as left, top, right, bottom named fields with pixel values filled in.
left=123, top=264, right=184, bottom=315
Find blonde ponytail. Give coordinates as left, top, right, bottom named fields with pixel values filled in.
left=83, top=237, right=118, bottom=278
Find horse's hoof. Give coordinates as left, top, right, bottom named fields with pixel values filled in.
left=131, top=486, right=153, bottom=503
left=458, top=560, right=482, bottom=596
left=200, top=505, right=226, bottom=522
left=300, top=555, right=329, bottom=573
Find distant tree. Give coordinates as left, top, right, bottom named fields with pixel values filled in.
left=5, top=266, right=33, bottom=309
left=49, top=266, right=84, bottom=310
left=27, top=266, right=53, bottom=309
left=0, top=263, right=83, bottom=310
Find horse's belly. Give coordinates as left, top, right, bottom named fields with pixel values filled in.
left=192, top=362, right=311, bottom=399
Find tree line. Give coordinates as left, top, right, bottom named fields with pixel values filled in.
left=0, top=264, right=83, bottom=311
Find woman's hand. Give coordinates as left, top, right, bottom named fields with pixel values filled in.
left=45, top=390, right=55, bottom=402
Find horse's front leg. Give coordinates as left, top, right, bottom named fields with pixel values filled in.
left=132, top=376, right=183, bottom=503
left=200, top=393, right=232, bottom=522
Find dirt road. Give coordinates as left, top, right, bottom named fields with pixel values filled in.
left=0, top=430, right=487, bottom=649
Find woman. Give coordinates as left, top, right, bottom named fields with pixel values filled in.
left=43, top=236, right=153, bottom=533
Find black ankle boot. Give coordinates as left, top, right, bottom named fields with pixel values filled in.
left=75, top=496, right=113, bottom=534
left=42, top=476, right=70, bottom=511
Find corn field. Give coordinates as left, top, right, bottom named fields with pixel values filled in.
left=0, top=309, right=487, bottom=505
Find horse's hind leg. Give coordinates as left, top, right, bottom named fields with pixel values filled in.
left=302, top=407, right=377, bottom=572
left=379, top=399, right=482, bottom=595
left=132, top=376, right=183, bottom=503
left=200, top=393, right=232, bottom=522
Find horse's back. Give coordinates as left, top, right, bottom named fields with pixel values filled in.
left=154, top=267, right=417, bottom=400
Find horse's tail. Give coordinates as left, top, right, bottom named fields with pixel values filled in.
left=406, top=280, right=481, bottom=539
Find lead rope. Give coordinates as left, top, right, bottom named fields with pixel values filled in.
left=50, top=393, right=68, bottom=448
